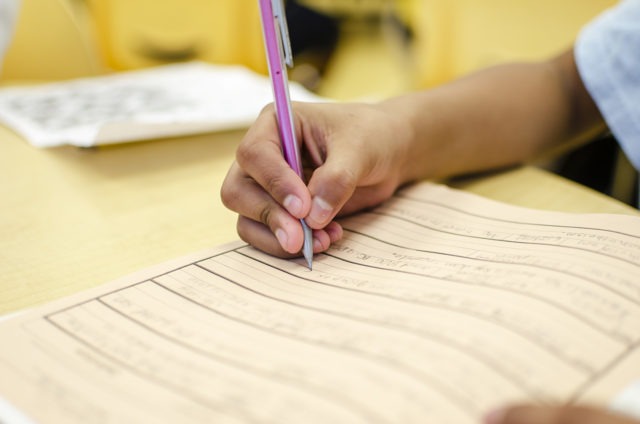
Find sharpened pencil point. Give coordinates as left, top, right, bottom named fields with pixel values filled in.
left=305, top=255, right=312, bottom=271
left=301, top=220, right=313, bottom=270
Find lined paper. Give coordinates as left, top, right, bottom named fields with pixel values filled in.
left=0, top=182, right=639, bottom=423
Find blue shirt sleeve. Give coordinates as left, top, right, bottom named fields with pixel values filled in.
left=575, top=0, right=640, bottom=171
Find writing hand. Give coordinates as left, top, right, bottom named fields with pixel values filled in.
left=221, top=101, right=414, bottom=257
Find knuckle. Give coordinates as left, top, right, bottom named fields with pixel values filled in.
left=265, top=174, right=288, bottom=199
left=259, top=203, right=273, bottom=227
left=220, top=178, right=241, bottom=211
left=219, top=186, right=233, bottom=210
left=260, top=102, right=276, bottom=115
left=327, top=168, right=358, bottom=194
left=235, top=140, right=261, bottom=168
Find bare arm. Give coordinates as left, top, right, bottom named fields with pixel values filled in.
left=382, top=49, right=606, bottom=183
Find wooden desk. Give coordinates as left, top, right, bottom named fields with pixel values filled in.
left=1, top=126, right=638, bottom=315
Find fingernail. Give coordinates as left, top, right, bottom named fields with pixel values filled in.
left=313, top=238, right=323, bottom=252
left=484, top=408, right=506, bottom=424
left=283, top=194, right=303, bottom=217
left=309, top=196, right=333, bottom=225
left=275, top=228, right=289, bottom=251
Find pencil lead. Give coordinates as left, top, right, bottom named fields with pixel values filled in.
left=302, top=241, right=313, bottom=270
left=301, top=220, right=313, bottom=270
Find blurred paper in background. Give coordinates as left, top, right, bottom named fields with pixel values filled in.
left=0, top=62, right=324, bottom=148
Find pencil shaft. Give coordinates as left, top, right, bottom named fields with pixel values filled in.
left=259, top=0, right=313, bottom=268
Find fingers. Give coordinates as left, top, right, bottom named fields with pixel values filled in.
left=222, top=104, right=316, bottom=255
left=236, top=216, right=301, bottom=258
left=305, top=143, right=370, bottom=229
left=300, top=103, right=406, bottom=229
left=486, top=405, right=639, bottom=424
left=235, top=216, right=343, bottom=258
left=223, top=156, right=345, bottom=257
left=222, top=162, right=304, bottom=254
left=222, top=101, right=393, bottom=255
left=236, top=106, right=312, bottom=219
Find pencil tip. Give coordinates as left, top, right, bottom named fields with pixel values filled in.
left=300, top=220, right=314, bottom=271
left=303, top=248, right=313, bottom=270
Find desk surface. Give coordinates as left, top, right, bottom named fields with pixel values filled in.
left=1, top=125, right=638, bottom=315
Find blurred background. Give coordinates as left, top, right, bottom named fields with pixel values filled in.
left=1, top=0, right=616, bottom=96
left=3, top=0, right=634, bottom=204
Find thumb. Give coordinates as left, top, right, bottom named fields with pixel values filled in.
left=304, top=138, right=373, bottom=229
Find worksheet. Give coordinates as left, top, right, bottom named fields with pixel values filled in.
left=0, top=182, right=639, bottom=423
left=0, top=62, right=322, bottom=147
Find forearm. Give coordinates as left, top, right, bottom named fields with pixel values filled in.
left=379, top=50, right=606, bottom=182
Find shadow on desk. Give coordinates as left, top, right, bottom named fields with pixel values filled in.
left=556, top=134, right=638, bottom=208
left=42, top=130, right=243, bottom=179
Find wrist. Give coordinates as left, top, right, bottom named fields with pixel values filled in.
left=376, top=93, right=447, bottom=184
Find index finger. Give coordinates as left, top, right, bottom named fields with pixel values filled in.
left=236, top=105, right=312, bottom=219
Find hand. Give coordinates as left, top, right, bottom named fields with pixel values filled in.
left=485, top=405, right=640, bottom=424
left=221, top=101, right=414, bottom=258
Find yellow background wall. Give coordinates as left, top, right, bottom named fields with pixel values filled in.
left=87, top=0, right=266, bottom=73
left=1, top=0, right=266, bottom=81
left=2, top=0, right=102, bottom=80
left=410, top=0, right=618, bottom=87
left=1, top=0, right=620, bottom=88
